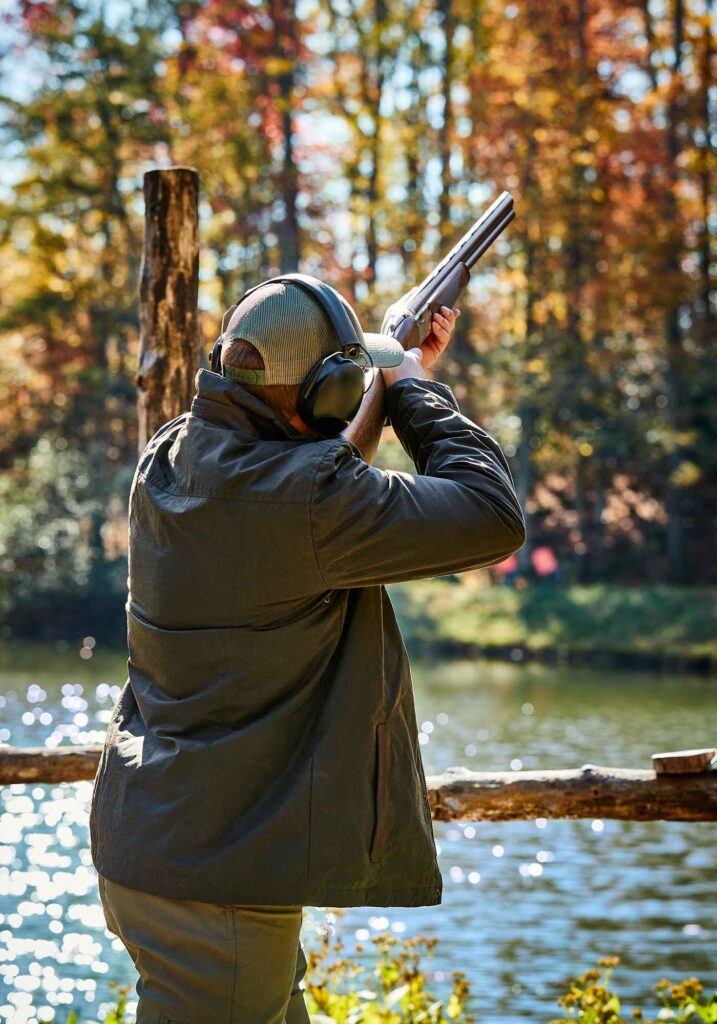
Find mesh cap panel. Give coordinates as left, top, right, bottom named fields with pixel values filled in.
left=223, top=281, right=345, bottom=385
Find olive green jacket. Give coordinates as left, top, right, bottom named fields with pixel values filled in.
left=89, top=369, right=524, bottom=907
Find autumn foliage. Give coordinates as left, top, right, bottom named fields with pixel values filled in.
left=0, top=0, right=714, bottom=639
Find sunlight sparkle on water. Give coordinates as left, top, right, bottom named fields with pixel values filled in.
left=0, top=777, right=114, bottom=1022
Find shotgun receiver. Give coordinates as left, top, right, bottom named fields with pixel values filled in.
left=380, top=191, right=514, bottom=349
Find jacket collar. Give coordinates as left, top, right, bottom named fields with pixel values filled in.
left=190, top=368, right=312, bottom=442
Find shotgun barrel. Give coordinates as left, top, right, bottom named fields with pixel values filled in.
left=380, top=191, right=514, bottom=350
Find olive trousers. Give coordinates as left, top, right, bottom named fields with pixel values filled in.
left=97, top=875, right=310, bottom=1024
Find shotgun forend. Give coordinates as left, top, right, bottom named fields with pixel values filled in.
left=380, top=191, right=514, bottom=350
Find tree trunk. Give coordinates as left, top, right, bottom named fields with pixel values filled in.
left=565, top=0, right=592, bottom=582
left=437, top=0, right=454, bottom=246
left=664, top=0, right=686, bottom=582
left=270, top=0, right=301, bottom=272
left=365, top=0, right=387, bottom=287
left=137, top=167, right=200, bottom=452
left=697, top=0, right=714, bottom=330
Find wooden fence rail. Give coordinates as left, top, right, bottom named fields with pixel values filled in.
left=1, top=746, right=715, bottom=822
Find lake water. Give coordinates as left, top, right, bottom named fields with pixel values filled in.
left=1, top=643, right=715, bottom=1023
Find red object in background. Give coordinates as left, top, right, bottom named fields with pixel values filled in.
left=495, top=553, right=518, bottom=576
left=532, top=546, right=559, bottom=577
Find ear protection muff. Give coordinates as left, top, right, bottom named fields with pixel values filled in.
left=209, top=334, right=223, bottom=374
left=297, top=351, right=367, bottom=437
left=212, top=273, right=373, bottom=438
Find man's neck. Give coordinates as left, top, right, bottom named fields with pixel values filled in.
left=341, top=370, right=386, bottom=465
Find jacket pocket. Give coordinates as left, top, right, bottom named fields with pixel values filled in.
left=369, top=722, right=390, bottom=863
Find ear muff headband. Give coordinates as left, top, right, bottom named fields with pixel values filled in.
left=233, top=273, right=363, bottom=352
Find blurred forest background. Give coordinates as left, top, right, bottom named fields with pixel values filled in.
left=0, top=0, right=715, bottom=647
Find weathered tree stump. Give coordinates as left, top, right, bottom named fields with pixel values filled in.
left=137, top=166, right=200, bottom=451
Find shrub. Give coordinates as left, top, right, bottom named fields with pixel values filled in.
left=303, top=925, right=473, bottom=1023
left=551, top=955, right=717, bottom=1024
left=44, top=947, right=716, bottom=1023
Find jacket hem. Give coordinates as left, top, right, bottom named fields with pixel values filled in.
left=93, top=857, right=442, bottom=909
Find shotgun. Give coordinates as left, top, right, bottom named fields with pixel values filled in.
left=380, top=191, right=514, bottom=349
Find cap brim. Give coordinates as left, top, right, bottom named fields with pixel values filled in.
left=362, top=332, right=406, bottom=367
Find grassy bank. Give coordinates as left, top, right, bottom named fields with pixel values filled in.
left=389, top=582, right=717, bottom=670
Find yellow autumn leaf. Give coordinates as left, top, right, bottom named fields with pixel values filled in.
left=264, top=57, right=294, bottom=75
left=670, top=461, right=701, bottom=488
left=573, top=150, right=596, bottom=166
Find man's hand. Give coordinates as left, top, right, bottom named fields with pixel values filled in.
left=346, top=304, right=461, bottom=459
left=382, top=305, right=461, bottom=387
left=420, top=305, right=460, bottom=369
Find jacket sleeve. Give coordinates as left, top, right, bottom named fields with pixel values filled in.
left=309, top=377, right=526, bottom=589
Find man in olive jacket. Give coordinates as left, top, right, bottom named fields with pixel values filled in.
left=90, top=279, right=525, bottom=1024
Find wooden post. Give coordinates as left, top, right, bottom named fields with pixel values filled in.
left=137, top=167, right=200, bottom=451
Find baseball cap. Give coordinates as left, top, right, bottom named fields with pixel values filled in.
left=221, top=280, right=404, bottom=385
